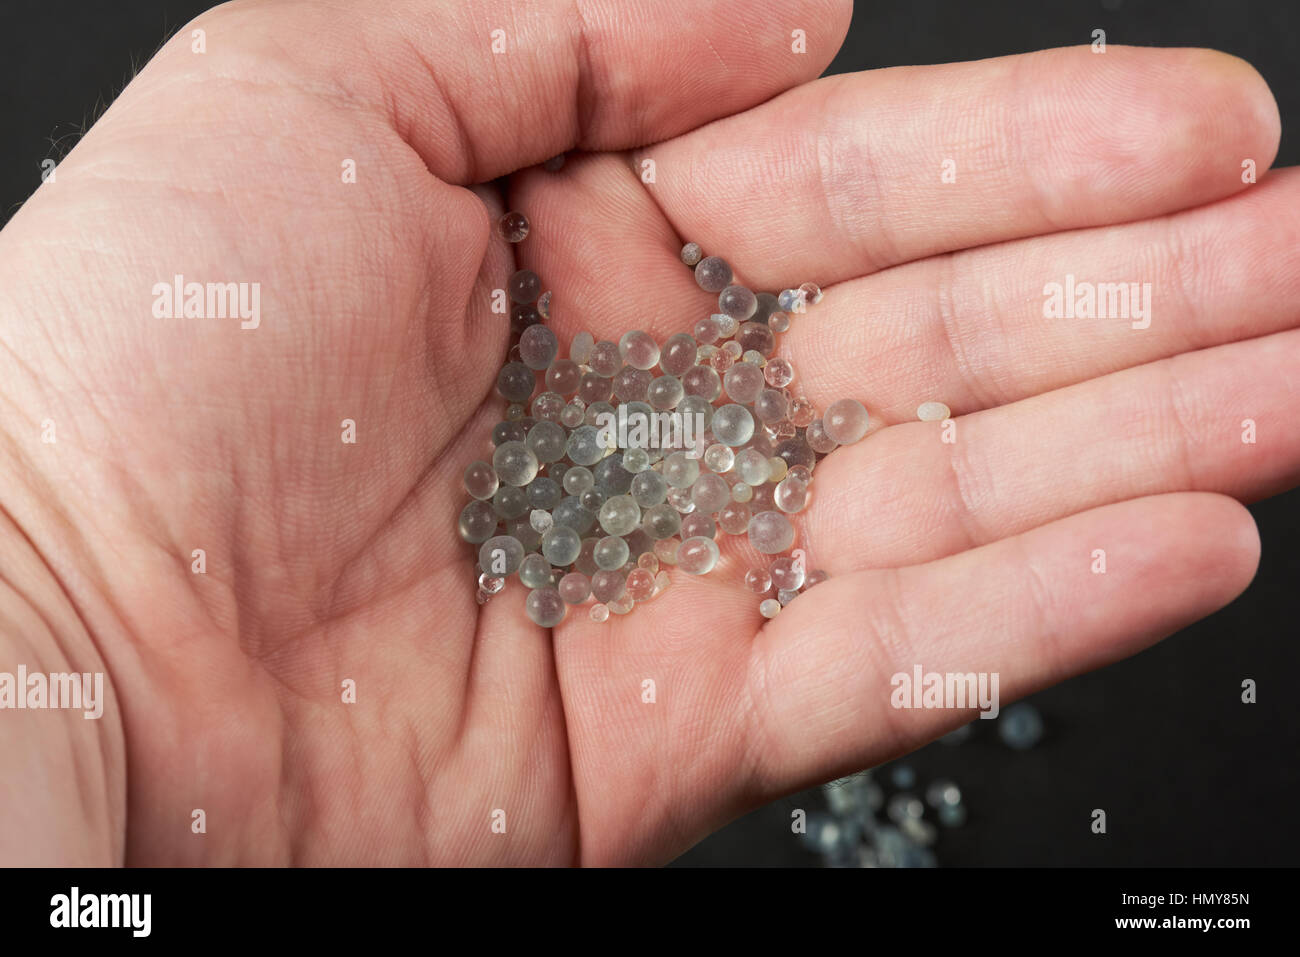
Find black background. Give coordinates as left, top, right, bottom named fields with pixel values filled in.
left=0, top=0, right=1295, bottom=866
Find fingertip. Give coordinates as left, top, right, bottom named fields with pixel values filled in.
left=1180, top=491, right=1262, bottom=599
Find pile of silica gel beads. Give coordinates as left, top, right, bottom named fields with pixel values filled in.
left=457, top=209, right=876, bottom=627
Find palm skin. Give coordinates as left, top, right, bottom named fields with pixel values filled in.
left=0, top=0, right=1291, bottom=866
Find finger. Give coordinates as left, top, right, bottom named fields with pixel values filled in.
left=743, top=492, right=1259, bottom=797
left=786, top=166, right=1300, bottom=421
left=639, top=46, right=1279, bottom=287
left=182, top=0, right=852, bottom=184
left=509, top=153, right=693, bottom=346
left=801, top=326, right=1300, bottom=573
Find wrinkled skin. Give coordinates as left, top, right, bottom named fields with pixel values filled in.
left=0, top=0, right=1292, bottom=865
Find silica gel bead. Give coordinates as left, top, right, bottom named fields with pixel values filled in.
left=519, top=553, right=553, bottom=589
left=598, top=495, right=641, bottom=536
left=823, top=398, right=870, bottom=445
left=691, top=473, right=732, bottom=514
left=660, top=333, right=698, bottom=376
left=594, top=536, right=631, bottom=571
left=566, top=426, right=606, bottom=466
left=509, top=269, right=541, bottom=303
left=642, top=503, right=682, bottom=540
left=626, top=568, right=656, bottom=601
left=663, top=452, right=700, bottom=489
left=718, top=502, right=750, bottom=535
left=526, top=420, right=568, bottom=463
left=681, top=365, right=722, bottom=401
left=497, top=362, right=535, bottom=403
left=735, top=448, right=770, bottom=486
left=619, top=330, right=661, bottom=370
left=464, top=460, right=499, bottom=500
left=748, top=510, right=795, bottom=554
left=458, top=500, right=498, bottom=543
left=493, top=486, right=528, bottom=519
left=546, top=359, right=581, bottom=395
left=570, top=331, right=595, bottom=364
left=718, top=285, right=757, bottom=320
left=806, top=419, right=838, bottom=454
left=590, top=569, right=626, bottom=603
left=632, top=470, right=668, bottom=507
left=588, top=341, right=622, bottom=377
left=917, top=401, right=951, bottom=422
left=770, top=556, right=806, bottom=591
left=677, top=536, right=721, bottom=575
left=479, top=535, right=525, bottom=576
left=559, top=572, right=591, bottom=604
left=526, top=587, right=567, bottom=627
left=519, top=324, right=559, bottom=370
left=712, top=404, right=755, bottom=447
left=541, top=525, right=582, bottom=566
left=694, top=256, right=733, bottom=293
left=498, top=211, right=529, bottom=243
left=493, top=440, right=539, bottom=486
left=723, top=363, right=765, bottom=404
left=680, top=512, right=715, bottom=540
left=753, top=389, right=788, bottom=425
left=681, top=242, right=704, bottom=266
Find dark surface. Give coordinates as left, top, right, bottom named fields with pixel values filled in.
left=0, top=0, right=1296, bottom=866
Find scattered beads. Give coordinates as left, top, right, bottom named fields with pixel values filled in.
left=718, top=285, right=757, bottom=320
left=678, top=536, right=721, bottom=575
left=558, top=571, right=591, bottom=604
left=519, top=324, right=559, bottom=370
left=917, top=401, right=951, bottom=422
left=774, top=476, right=809, bottom=513
left=571, top=330, right=595, bottom=364
left=619, top=330, right=661, bottom=370
left=498, top=211, right=529, bottom=243
left=748, top=511, right=795, bottom=554
left=626, top=568, right=656, bottom=601
left=823, top=398, right=870, bottom=444
left=770, top=556, right=806, bottom=591
left=806, top=419, right=838, bottom=454
left=763, top=357, right=794, bottom=388
left=459, top=230, right=873, bottom=627
left=464, top=460, right=499, bottom=501
left=695, top=256, right=733, bottom=293
left=459, top=500, right=498, bottom=543
left=509, top=269, right=541, bottom=303
left=745, top=568, right=772, bottom=594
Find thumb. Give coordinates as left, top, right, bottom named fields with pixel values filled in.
left=177, top=0, right=853, bottom=183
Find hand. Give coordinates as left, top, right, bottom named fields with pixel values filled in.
left=0, top=0, right=1285, bottom=865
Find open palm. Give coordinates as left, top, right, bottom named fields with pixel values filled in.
left=0, top=0, right=1291, bottom=866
